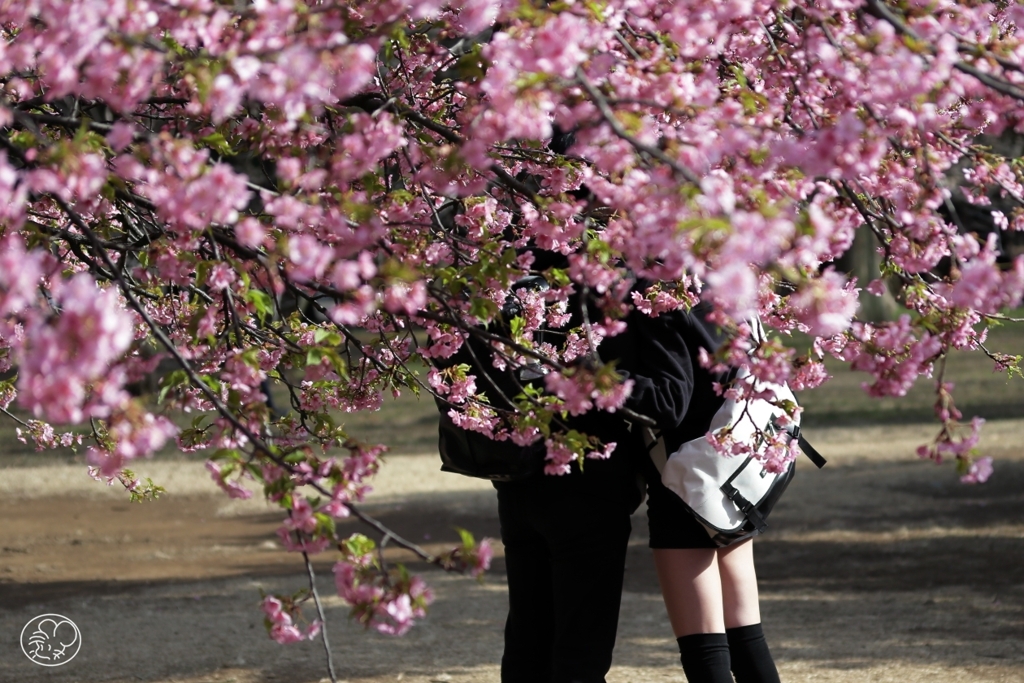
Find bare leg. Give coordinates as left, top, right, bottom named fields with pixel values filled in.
left=652, top=548, right=725, bottom=636
left=717, top=539, right=761, bottom=629
left=719, top=539, right=780, bottom=683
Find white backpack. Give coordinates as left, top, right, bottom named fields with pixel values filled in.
left=645, top=318, right=826, bottom=546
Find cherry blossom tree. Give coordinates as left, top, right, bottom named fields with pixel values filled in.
left=2, top=0, right=1023, bottom=670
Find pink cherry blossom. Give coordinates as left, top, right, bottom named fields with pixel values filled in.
left=106, top=122, right=136, bottom=153
left=960, top=456, right=994, bottom=485
left=17, top=274, right=134, bottom=424
left=785, top=269, right=860, bottom=338
left=205, top=461, right=253, bottom=500
left=471, top=538, right=494, bottom=578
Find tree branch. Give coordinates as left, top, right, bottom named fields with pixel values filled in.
left=575, top=69, right=702, bottom=186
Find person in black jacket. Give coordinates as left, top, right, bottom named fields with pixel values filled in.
left=491, top=281, right=699, bottom=683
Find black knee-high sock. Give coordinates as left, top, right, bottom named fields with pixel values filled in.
left=726, top=623, right=780, bottom=683
left=676, top=633, right=733, bottom=683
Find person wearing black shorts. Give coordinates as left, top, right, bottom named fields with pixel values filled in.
left=640, top=308, right=782, bottom=683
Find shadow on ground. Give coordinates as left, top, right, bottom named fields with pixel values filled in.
left=1, top=442, right=1022, bottom=681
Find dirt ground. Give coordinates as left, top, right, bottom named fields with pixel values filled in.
left=0, top=419, right=1022, bottom=683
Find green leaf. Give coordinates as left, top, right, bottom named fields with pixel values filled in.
left=469, top=297, right=500, bottom=321
left=342, top=533, right=377, bottom=556
left=211, top=448, right=240, bottom=461
left=195, top=260, right=212, bottom=289
left=239, top=348, right=262, bottom=370
left=195, top=374, right=222, bottom=395
left=314, top=329, right=342, bottom=345
left=314, top=512, right=336, bottom=537
left=321, top=348, right=349, bottom=379
left=955, top=456, right=971, bottom=476
left=584, top=0, right=606, bottom=21
left=157, top=369, right=189, bottom=404
left=547, top=268, right=571, bottom=288
left=452, top=45, right=487, bottom=81
left=389, top=189, right=416, bottom=204
left=200, top=132, right=235, bottom=156
left=455, top=527, right=475, bottom=548
left=748, top=146, right=770, bottom=166
left=245, top=289, right=274, bottom=323
left=9, top=130, right=37, bottom=150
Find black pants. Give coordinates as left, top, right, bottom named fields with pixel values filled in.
left=496, top=470, right=637, bottom=683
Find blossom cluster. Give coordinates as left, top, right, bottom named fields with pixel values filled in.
left=260, top=595, right=322, bottom=645
left=333, top=534, right=434, bottom=636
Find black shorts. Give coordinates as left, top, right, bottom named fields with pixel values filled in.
left=645, top=473, right=719, bottom=549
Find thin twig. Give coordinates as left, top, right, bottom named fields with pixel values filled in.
left=0, top=405, right=32, bottom=428
left=302, top=551, right=337, bottom=683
